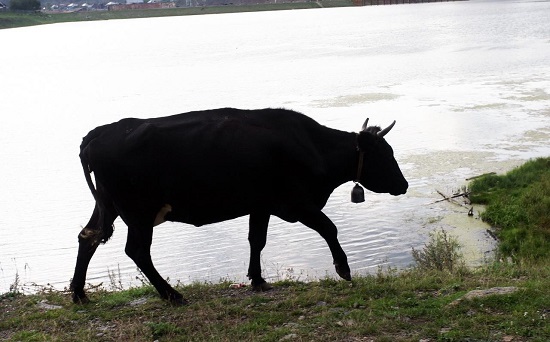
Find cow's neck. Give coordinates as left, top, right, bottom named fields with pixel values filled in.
left=321, top=131, right=361, bottom=191
left=354, top=140, right=364, bottom=183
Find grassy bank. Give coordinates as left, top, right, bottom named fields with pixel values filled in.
left=0, top=1, right=353, bottom=30
left=469, top=157, right=550, bottom=261
left=1, top=266, right=549, bottom=341
left=2, top=158, right=549, bottom=341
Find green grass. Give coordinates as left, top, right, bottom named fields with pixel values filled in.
left=0, top=1, right=354, bottom=30
left=469, top=157, right=550, bottom=261
left=412, top=228, right=465, bottom=273
left=1, top=265, right=549, bottom=341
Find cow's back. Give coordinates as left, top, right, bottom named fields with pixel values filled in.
left=81, top=108, right=340, bottom=225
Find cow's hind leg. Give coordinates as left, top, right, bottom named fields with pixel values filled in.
left=71, top=203, right=116, bottom=304
left=299, top=210, right=351, bottom=281
left=125, top=225, right=186, bottom=305
left=247, top=213, right=272, bottom=291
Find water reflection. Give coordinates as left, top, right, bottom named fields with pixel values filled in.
left=1, top=0, right=549, bottom=293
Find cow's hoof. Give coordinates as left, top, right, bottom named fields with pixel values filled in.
left=335, top=263, right=352, bottom=281
left=169, top=297, right=189, bottom=306
left=252, top=280, right=273, bottom=292
left=72, top=293, right=90, bottom=305
left=167, top=292, right=188, bottom=306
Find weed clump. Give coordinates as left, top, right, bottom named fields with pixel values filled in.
left=0, top=271, right=23, bottom=300
left=412, top=229, right=464, bottom=273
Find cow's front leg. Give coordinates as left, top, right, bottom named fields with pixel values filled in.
left=247, top=213, right=272, bottom=291
left=298, top=210, right=351, bottom=281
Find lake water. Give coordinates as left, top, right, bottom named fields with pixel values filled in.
left=1, top=0, right=549, bottom=294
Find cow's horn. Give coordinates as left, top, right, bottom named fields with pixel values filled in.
left=378, top=120, right=396, bottom=137
left=361, top=118, right=369, bottom=131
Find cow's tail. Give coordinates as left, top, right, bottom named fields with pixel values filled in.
left=80, top=128, right=115, bottom=244
left=80, top=129, right=100, bottom=202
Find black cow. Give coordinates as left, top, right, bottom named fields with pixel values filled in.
left=71, top=108, right=408, bottom=304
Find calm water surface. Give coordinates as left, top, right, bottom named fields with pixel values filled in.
left=1, top=0, right=549, bottom=293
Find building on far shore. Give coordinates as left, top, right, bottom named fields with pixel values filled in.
left=107, top=1, right=176, bottom=10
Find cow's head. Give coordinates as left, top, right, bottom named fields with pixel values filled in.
left=354, top=119, right=408, bottom=199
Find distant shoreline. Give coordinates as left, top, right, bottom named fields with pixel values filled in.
left=1, top=0, right=465, bottom=30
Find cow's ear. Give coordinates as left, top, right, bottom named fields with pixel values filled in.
left=357, top=130, right=378, bottom=151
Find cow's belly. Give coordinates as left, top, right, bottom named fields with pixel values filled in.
left=163, top=203, right=251, bottom=227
